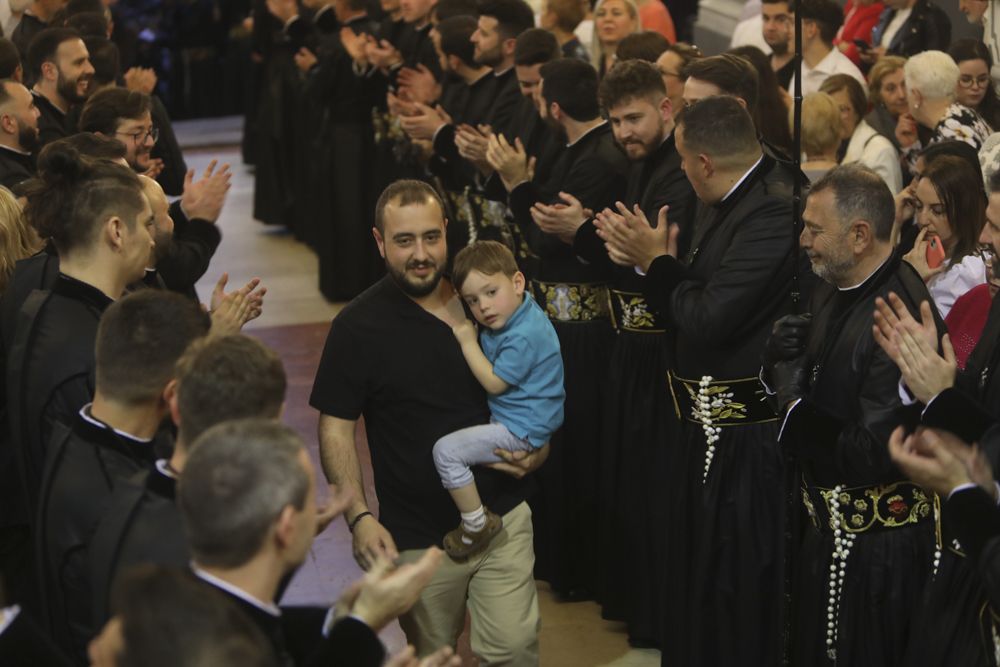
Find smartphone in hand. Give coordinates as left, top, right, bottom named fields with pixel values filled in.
left=926, top=235, right=946, bottom=269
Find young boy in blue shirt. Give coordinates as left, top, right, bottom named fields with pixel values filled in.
left=434, top=240, right=565, bottom=560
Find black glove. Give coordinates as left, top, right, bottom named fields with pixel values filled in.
left=772, top=356, right=809, bottom=410
left=762, top=313, right=813, bottom=371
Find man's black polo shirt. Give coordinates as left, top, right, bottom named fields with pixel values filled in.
left=310, top=276, right=529, bottom=551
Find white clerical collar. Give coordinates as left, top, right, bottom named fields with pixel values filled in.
left=0, top=143, right=30, bottom=157
left=567, top=120, right=607, bottom=147
left=315, top=4, right=334, bottom=20
left=493, top=65, right=513, bottom=77
left=79, top=404, right=153, bottom=443
left=0, top=605, right=20, bottom=637
left=720, top=154, right=764, bottom=203
left=838, top=255, right=890, bottom=291
left=192, top=565, right=281, bottom=617
left=155, top=458, right=178, bottom=479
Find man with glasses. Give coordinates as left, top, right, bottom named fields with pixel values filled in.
left=79, top=86, right=232, bottom=300
left=26, top=27, right=94, bottom=148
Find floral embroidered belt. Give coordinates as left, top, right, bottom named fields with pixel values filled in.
left=668, top=373, right=778, bottom=426
left=608, top=289, right=665, bottom=333
left=371, top=109, right=404, bottom=144
left=531, top=281, right=610, bottom=323
left=802, top=481, right=933, bottom=535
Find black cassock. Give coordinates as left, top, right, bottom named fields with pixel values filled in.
left=196, top=574, right=386, bottom=667
left=505, top=122, right=626, bottom=599
left=0, top=146, right=34, bottom=191
left=644, top=154, right=799, bottom=666
left=87, top=465, right=188, bottom=628
left=0, top=607, right=72, bottom=666
left=35, top=411, right=160, bottom=660
left=902, top=292, right=1000, bottom=667
left=776, top=253, right=940, bottom=666
left=572, top=132, right=694, bottom=645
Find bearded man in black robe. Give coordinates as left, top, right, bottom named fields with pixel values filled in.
left=766, top=165, right=942, bottom=666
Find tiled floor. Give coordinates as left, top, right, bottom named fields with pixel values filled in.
left=176, top=120, right=660, bottom=665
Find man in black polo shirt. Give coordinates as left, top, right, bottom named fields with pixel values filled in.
left=310, top=179, right=544, bottom=664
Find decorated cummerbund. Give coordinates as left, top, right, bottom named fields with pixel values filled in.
left=802, top=481, right=934, bottom=535
left=668, top=373, right=778, bottom=426
left=531, top=280, right=610, bottom=323
left=608, top=289, right=666, bottom=333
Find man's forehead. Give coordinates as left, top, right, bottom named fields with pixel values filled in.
left=384, top=200, right=445, bottom=231
left=762, top=2, right=790, bottom=14
left=118, top=112, right=153, bottom=129
left=610, top=96, right=656, bottom=116
left=57, top=38, right=87, bottom=60
left=478, top=15, right=499, bottom=30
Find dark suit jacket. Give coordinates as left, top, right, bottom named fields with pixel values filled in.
left=157, top=201, right=222, bottom=301
left=31, top=93, right=69, bottom=150
left=871, top=0, right=951, bottom=57
left=0, top=147, right=34, bottom=190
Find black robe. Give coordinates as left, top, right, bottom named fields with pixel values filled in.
left=35, top=410, right=159, bottom=660
left=900, top=286, right=1000, bottom=667
left=156, top=202, right=222, bottom=301
left=31, top=93, right=69, bottom=150
left=646, top=154, right=799, bottom=666
left=776, top=252, right=941, bottom=667
left=571, top=133, right=695, bottom=645
left=12, top=15, right=47, bottom=79
left=0, top=607, right=73, bottom=667
left=149, top=95, right=188, bottom=197
left=196, top=575, right=386, bottom=667
left=0, top=146, right=34, bottom=190
left=504, top=122, right=627, bottom=600
left=86, top=464, right=188, bottom=627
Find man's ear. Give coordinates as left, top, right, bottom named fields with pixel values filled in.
left=659, top=95, right=673, bottom=123
left=40, top=61, right=57, bottom=83
left=446, top=54, right=461, bottom=73
left=274, top=505, right=298, bottom=550
left=164, top=378, right=180, bottom=428
left=853, top=220, right=874, bottom=251
left=372, top=227, right=386, bottom=258
left=699, top=153, right=713, bottom=178
left=501, top=37, right=517, bottom=58
left=106, top=216, right=125, bottom=252
left=0, top=112, right=15, bottom=135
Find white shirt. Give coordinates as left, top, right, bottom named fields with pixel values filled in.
left=985, top=4, right=1000, bottom=83
left=927, top=253, right=987, bottom=319
left=879, top=7, right=912, bottom=49
left=790, top=47, right=867, bottom=97
left=843, top=120, right=903, bottom=194
left=192, top=565, right=282, bottom=617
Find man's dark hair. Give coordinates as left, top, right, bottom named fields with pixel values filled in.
left=433, top=0, right=478, bottom=21
left=111, top=565, right=277, bottom=667
left=56, top=131, right=127, bottom=160
left=64, top=0, right=105, bottom=17
left=798, top=0, right=843, bottom=45
left=174, top=335, right=287, bottom=446
left=83, top=36, right=119, bottom=86
left=920, top=140, right=983, bottom=183
left=66, top=11, right=109, bottom=38
left=540, top=58, right=600, bottom=121
left=514, top=28, right=560, bottom=66
left=677, top=95, right=760, bottom=167
left=809, top=164, right=895, bottom=242
left=27, top=27, right=82, bottom=80
left=374, top=179, right=445, bottom=233
left=616, top=31, right=670, bottom=63
left=600, top=58, right=666, bottom=112
left=663, top=42, right=702, bottom=81
left=546, top=0, right=585, bottom=32
left=0, top=39, right=21, bottom=79
left=477, top=0, right=535, bottom=40
left=681, top=53, right=759, bottom=115
left=436, top=16, right=479, bottom=67
left=761, top=0, right=795, bottom=8
left=178, top=420, right=309, bottom=569
left=0, top=81, right=15, bottom=108
left=96, top=291, right=210, bottom=406
left=79, top=87, right=152, bottom=135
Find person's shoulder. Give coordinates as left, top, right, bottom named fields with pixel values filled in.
left=331, top=278, right=394, bottom=326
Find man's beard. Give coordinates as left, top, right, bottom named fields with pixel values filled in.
left=386, top=257, right=443, bottom=297
left=541, top=112, right=566, bottom=141
left=17, top=123, right=39, bottom=153
left=767, top=39, right=789, bottom=56
left=810, top=246, right=855, bottom=286
left=620, top=128, right=664, bottom=161
left=475, top=44, right=503, bottom=69
left=57, top=73, right=88, bottom=104
left=152, top=228, right=173, bottom=264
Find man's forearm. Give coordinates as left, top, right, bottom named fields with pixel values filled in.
left=318, top=416, right=369, bottom=519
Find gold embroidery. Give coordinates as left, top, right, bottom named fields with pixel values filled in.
left=532, top=282, right=609, bottom=322
left=815, top=482, right=933, bottom=534
left=608, top=290, right=664, bottom=332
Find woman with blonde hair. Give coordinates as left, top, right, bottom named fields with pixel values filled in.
left=794, top=92, right=843, bottom=181
left=591, top=0, right=641, bottom=77
left=864, top=55, right=908, bottom=149
left=0, top=186, right=40, bottom=294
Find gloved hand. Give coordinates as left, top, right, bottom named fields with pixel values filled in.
left=762, top=313, right=813, bottom=371
left=772, top=356, right=809, bottom=410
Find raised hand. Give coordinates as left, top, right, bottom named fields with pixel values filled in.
left=530, top=191, right=586, bottom=242
left=399, top=102, right=448, bottom=141
left=209, top=273, right=266, bottom=334
left=181, top=159, right=232, bottom=223
left=595, top=203, right=674, bottom=271
left=397, top=64, right=441, bottom=105
left=902, top=227, right=946, bottom=282
left=893, top=328, right=956, bottom=404
left=294, top=47, right=318, bottom=72
left=872, top=293, right=939, bottom=370
left=485, top=134, right=530, bottom=190
left=340, top=27, right=369, bottom=66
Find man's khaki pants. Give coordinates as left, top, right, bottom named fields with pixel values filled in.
left=397, top=501, right=540, bottom=666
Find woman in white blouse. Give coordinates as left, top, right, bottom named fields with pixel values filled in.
left=904, top=155, right=988, bottom=318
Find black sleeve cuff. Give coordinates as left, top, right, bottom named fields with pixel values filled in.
left=323, top=617, right=386, bottom=667
left=945, top=486, right=1000, bottom=564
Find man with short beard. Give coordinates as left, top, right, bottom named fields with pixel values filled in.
left=0, top=80, right=40, bottom=189
left=311, top=180, right=545, bottom=664
left=761, top=0, right=795, bottom=89
left=764, top=165, right=942, bottom=666
left=26, top=27, right=93, bottom=148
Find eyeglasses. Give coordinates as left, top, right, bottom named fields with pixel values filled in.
left=958, top=74, right=991, bottom=89
left=115, top=126, right=159, bottom=144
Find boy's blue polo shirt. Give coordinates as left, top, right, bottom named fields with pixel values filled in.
left=479, top=294, right=565, bottom=447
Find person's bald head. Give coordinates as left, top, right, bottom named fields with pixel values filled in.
left=0, top=81, right=40, bottom=152
left=139, top=174, right=173, bottom=264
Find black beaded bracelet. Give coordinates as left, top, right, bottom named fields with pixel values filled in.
left=348, top=511, right=373, bottom=533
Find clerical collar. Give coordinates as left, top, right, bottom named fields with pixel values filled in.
left=0, top=143, right=31, bottom=157
left=567, top=120, right=606, bottom=147
left=315, top=4, right=333, bottom=20
left=838, top=255, right=890, bottom=291
left=493, top=65, right=513, bottom=77
left=192, top=566, right=282, bottom=617
left=155, top=458, right=178, bottom=479
left=720, top=154, right=764, bottom=203
left=79, top=404, right=153, bottom=443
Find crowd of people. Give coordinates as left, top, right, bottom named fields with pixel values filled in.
left=2, top=0, right=1000, bottom=663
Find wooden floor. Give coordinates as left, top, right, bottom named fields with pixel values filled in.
left=175, top=121, right=660, bottom=665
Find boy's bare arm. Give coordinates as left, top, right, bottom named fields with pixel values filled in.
left=453, top=320, right=510, bottom=395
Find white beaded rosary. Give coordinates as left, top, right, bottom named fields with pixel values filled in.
left=695, top=376, right=721, bottom=482
left=825, top=485, right=856, bottom=662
